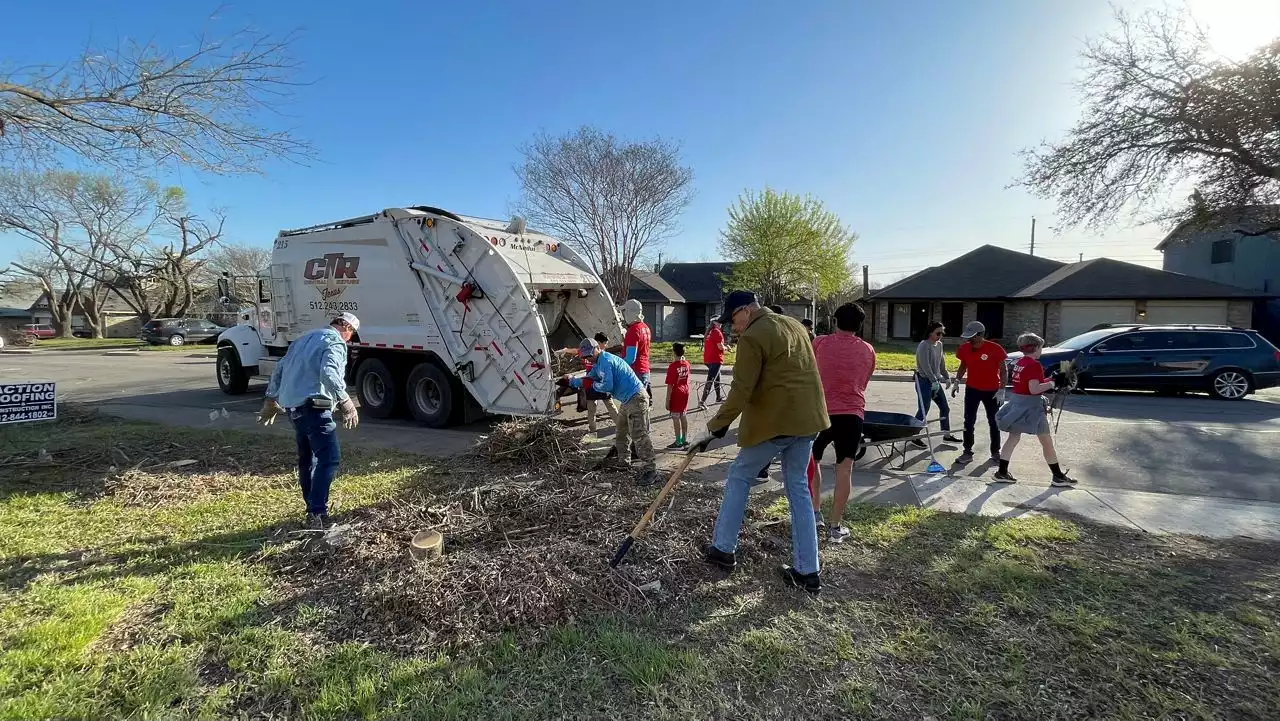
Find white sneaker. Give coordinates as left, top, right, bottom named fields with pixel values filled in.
left=827, top=526, right=851, bottom=544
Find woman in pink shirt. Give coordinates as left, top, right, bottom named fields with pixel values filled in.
left=809, top=303, right=876, bottom=543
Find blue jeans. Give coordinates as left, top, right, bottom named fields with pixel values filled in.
left=290, top=406, right=341, bottom=516
left=712, top=434, right=820, bottom=575
left=914, top=375, right=951, bottom=432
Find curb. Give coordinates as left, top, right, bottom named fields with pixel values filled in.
left=104, top=351, right=142, bottom=357
left=0, top=349, right=37, bottom=355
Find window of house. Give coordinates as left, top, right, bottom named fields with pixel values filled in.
left=1210, top=239, right=1235, bottom=264
left=891, top=303, right=911, bottom=338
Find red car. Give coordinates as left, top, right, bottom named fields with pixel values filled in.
left=22, top=324, right=57, bottom=340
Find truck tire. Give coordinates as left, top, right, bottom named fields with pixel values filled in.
left=356, top=358, right=400, bottom=418
left=216, top=347, right=250, bottom=395
left=406, top=362, right=455, bottom=428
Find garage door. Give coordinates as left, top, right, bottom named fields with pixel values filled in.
left=1144, top=300, right=1227, bottom=326
left=1059, top=301, right=1136, bottom=341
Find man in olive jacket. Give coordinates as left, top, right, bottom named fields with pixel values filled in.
left=692, top=290, right=830, bottom=593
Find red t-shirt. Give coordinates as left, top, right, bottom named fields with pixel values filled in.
left=702, top=325, right=725, bottom=364
left=665, top=359, right=691, bottom=413
left=1011, top=356, right=1046, bottom=395
left=624, top=321, right=652, bottom=374
left=812, top=333, right=876, bottom=418
left=957, top=340, right=1007, bottom=391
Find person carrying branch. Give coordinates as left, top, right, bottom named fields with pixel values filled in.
left=992, top=332, right=1077, bottom=487
left=561, top=338, right=657, bottom=486
left=258, top=313, right=361, bottom=530
left=692, top=291, right=830, bottom=593
left=580, top=333, right=619, bottom=435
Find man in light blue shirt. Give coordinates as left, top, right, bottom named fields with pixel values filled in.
left=259, top=313, right=360, bottom=528
left=562, top=338, right=657, bottom=485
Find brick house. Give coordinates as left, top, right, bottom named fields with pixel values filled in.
left=867, top=245, right=1261, bottom=345
left=628, top=261, right=813, bottom=341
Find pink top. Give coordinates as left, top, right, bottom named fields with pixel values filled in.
left=812, top=333, right=877, bottom=417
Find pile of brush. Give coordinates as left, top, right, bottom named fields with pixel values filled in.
left=476, top=417, right=585, bottom=467
left=550, top=351, right=585, bottom=376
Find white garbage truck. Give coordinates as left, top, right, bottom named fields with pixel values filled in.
left=214, top=206, right=624, bottom=427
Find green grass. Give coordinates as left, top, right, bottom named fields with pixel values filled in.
left=649, top=339, right=953, bottom=373
left=26, top=338, right=142, bottom=350
left=650, top=340, right=736, bottom=366
left=3, top=414, right=1279, bottom=719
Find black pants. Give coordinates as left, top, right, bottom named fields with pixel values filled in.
left=963, top=387, right=1001, bottom=456
left=700, top=363, right=725, bottom=404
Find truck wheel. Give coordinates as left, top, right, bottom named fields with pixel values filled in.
left=216, top=347, right=250, bottom=395
left=356, top=358, right=400, bottom=418
left=406, top=362, right=454, bottom=428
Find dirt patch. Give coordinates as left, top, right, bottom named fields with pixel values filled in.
left=262, top=435, right=788, bottom=652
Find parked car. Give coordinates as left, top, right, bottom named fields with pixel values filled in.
left=21, top=323, right=57, bottom=340
left=139, top=318, right=224, bottom=346
left=1008, top=325, right=1280, bottom=400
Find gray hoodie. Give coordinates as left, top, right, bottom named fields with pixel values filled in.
left=915, top=339, right=949, bottom=383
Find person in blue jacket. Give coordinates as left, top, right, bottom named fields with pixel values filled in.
left=562, top=338, right=657, bottom=485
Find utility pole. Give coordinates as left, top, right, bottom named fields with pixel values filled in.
left=1030, top=217, right=1037, bottom=256
left=862, top=264, right=870, bottom=299
left=1078, top=252, right=1083, bottom=262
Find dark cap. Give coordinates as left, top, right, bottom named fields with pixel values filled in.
left=716, top=290, right=757, bottom=323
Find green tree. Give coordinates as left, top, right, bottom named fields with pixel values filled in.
left=718, top=188, right=855, bottom=306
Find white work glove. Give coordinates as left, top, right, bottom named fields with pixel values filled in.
left=930, top=381, right=943, bottom=395
left=258, top=398, right=282, bottom=426
left=339, top=398, right=359, bottom=430
left=950, top=380, right=961, bottom=398
left=996, top=388, right=1007, bottom=404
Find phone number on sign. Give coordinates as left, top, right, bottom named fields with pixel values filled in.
left=0, top=410, right=55, bottom=423
left=308, top=301, right=358, bottom=312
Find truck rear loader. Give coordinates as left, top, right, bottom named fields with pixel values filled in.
left=215, top=206, right=624, bottom=427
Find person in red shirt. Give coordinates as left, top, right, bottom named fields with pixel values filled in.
left=992, top=332, right=1076, bottom=486
left=698, top=321, right=727, bottom=407
left=664, top=342, right=692, bottom=448
left=620, top=299, right=653, bottom=401
left=809, top=303, right=877, bottom=543
left=954, top=321, right=1008, bottom=465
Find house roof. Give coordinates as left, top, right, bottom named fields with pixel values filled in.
left=1013, top=258, right=1262, bottom=299
left=629, top=270, right=686, bottom=303
left=870, top=245, right=1066, bottom=300
left=658, top=262, right=735, bottom=303
left=1155, top=204, right=1280, bottom=250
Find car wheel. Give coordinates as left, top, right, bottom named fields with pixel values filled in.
left=355, top=358, right=400, bottom=418
left=1210, top=369, right=1251, bottom=400
left=168, top=334, right=185, bottom=346
left=405, top=362, right=455, bottom=428
left=216, top=347, right=250, bottom=395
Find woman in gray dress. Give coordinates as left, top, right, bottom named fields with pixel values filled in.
left=992, top=332, right=1076, bottom=487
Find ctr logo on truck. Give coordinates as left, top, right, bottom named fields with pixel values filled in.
left=303, top=252, right=361, bottom=302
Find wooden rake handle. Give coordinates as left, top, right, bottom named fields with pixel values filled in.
left=609, top=449, right=699, bottom=568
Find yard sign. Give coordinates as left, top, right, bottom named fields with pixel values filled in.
left=0, top=381, right=57, bottom=424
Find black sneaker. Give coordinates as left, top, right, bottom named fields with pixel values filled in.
left=702, top=544, right=736, bottom=571
left=991, top=470, right=1018, bottom=484
left=1051, top=472, right=1077, bottom=487
left=956, top=451, right=974, bottom=464
left=779, top=565, right=821, bottom=594
left=637, top=469, right=660, bottom=486
left=942, top=434, right=962, bottom=443
left=910, top=438, right=927, bottom=448
left=307, top=513, right=330, bottom=530
left=665, top=440, right=685, bottom=450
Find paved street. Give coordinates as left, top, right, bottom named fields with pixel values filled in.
left=4, top=352, right=1279, bottom=506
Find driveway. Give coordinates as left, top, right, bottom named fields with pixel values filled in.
left=4, top=352, right=1279, bottom=503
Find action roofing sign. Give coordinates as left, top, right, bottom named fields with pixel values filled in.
left=0, top=381, right=57, bottom=424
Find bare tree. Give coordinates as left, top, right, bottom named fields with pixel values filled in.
left=0, top=25, right=310, bottom=173
left=195, top=242, right=271, bottom=297
left=1017, top=7, right=1280, bottom=234
left=514, top=126, right=694, bottom=302
left=0, top=170, right=110, bottom=336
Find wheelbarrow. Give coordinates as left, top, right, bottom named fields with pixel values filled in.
left=854, top=411, right=952, bottom=470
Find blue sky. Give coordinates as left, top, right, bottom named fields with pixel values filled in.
left=2, top=0, right=1276, bottom=285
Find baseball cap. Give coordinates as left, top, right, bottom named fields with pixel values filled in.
left=334, top=312, right=361, bottom=332
left=578, top=338, right=597, bottom=357
left=960, top=321, right=985, bottom=339
left=716, top=290, right=757, bottom=323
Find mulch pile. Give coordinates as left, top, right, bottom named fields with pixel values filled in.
left=266, top=418, right=790, bottom=652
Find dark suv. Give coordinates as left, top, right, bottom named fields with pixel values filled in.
left=139, top=318, right=224, bottom=346
left=1016, top=325, right=1280, bottom=400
